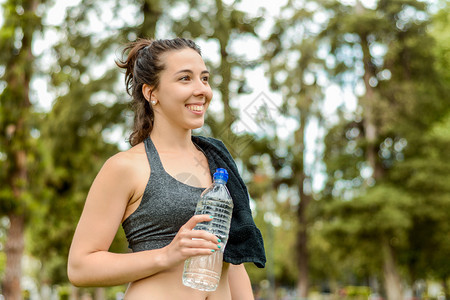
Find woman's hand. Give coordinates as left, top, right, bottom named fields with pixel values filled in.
left=161, top=215, right=221, bottom=268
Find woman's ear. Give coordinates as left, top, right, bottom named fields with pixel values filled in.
left=142, top=84, right=153, bottom=102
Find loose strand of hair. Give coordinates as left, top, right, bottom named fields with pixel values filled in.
left=115, top=39, right=154, bottom=96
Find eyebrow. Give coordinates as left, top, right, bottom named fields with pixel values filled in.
left=174, top=69, right=210, bottom=76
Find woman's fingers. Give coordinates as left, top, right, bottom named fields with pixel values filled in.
left=163, top=214, right=221, bottom=266
left=180, top=215, right=220, bottom=244
left=181, top=214, right=213, bottom=230
left=179, top=240, right=220, bottom=257
left=179, top=237, right=220, bottom=250
left=182, top=228, right=219, bottom=243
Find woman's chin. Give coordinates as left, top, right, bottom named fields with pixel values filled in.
left=188, top=121, right=205, bottom=130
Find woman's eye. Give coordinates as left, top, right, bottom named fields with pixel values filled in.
left=180, top=76, right=190, bottom=81
left=202, top=76, right=209, bottom=82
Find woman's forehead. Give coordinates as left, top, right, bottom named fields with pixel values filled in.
left=162, top=48, right=206, bottom=72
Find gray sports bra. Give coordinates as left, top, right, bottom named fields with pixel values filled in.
left=122, top=137, right=207, bottom=252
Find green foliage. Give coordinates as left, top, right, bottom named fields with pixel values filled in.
left=324, top=184, right=413, bottom=243
left=318, top=0, right=450, bottom=295
left=389, top=114, right=450, bottom=280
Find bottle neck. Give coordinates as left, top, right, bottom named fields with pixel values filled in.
left=214, top=179, right=227, bottom=185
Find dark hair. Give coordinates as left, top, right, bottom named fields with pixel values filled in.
left=116, top=38, right=202, bottom=146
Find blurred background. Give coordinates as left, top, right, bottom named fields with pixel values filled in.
left=0, top=0, right=449, bottom=299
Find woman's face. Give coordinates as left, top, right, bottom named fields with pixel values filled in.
left=149, top=48, right=213, bottom=131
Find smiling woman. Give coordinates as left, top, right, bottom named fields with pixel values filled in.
left=67, top=38, right=265, bottom=300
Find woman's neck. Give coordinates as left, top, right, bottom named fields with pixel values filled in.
left=150, top=126, right=194, bottom=152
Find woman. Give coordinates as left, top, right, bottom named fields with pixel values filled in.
left=67, top=38, right=265, bottom=299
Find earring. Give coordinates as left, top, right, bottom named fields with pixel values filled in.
left=151, top=100, right=157, bottom=105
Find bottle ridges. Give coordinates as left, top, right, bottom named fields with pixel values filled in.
left=194, top=197, right=233, bottom=242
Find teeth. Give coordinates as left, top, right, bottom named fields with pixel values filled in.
left=186, top=105, right=203, bottom=112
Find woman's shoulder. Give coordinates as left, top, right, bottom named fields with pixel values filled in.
left=102, top=142, right=147, bottom=175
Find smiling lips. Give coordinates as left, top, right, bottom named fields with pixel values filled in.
left=186, top=104, right=204, bottom=112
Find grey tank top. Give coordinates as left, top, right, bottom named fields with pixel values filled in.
left=122, top=137, right=206, bottom=252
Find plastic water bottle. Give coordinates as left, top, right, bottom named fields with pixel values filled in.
left=182, top=168, right=234, bottom=291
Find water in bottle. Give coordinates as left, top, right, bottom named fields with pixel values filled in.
left=182, top=168, right=234, bottom=291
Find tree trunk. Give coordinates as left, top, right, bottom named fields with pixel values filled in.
left=3, top=214, right=25, bottom=300
left=215, top=0, right=234, bottom=128
left=140, top=0, right=161, bottom=38
left=359, top=32, right=382, bottom=180
left=296, top=200, right=309, bottom=299
left=382, top=238, right=403, bottom=300
left=295, top=114, right=311, bottom=299
left=296, top=173, right=311, bottom=299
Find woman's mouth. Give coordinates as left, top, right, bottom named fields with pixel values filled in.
left=185, top=104, right=204, bottom=112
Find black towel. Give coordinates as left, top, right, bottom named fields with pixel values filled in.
left=193, top=135, right=266, bottom=268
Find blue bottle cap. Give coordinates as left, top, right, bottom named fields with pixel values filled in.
left=213, top=168, right=228, bottom=183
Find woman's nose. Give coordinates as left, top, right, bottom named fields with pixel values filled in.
left=193, top=79, right=211, bottom=97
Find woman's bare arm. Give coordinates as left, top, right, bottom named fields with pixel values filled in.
left=228, top=264, right=254, bottom=300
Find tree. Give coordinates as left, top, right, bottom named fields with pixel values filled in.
left=263, top=7, right=325, bottom=295
left=0, top=0, right=43, bottom=298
